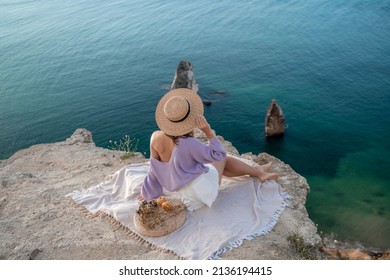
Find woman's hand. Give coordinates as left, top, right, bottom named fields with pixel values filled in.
left=196, top=115, right=214, bottom=139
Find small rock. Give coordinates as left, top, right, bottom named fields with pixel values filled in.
left=66, top=128, right=93, bottom=145
left=202, top=99, right=213, bottom=106
left=1, top=180, right=7, bottom=188
left=28, top=249, right=41, bottom=260
left=265, top=99, right=286, bottom=137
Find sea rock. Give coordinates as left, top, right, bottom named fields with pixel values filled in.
left=202, top=99, right=213, bottom=106
left=170, top=60, right=199, bottom=93
left=209, top=89, right=227, bottom=95
left=320, top=246, right=390, bottom=260
left=170, top=61, right=223, bottom=106
left=265, top=99, right=286, bottom=137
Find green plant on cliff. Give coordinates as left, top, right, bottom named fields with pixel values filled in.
left=108, top=135, right=139, bottom=160
left=287, top=233, right=318, bottom=260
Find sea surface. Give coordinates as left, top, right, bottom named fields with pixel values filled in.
left=1, top=0, right=389, bottom=249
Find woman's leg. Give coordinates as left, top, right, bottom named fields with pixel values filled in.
left=211, top=158, right=227, bottom=185
left=221, top=156, right=278, bottom=182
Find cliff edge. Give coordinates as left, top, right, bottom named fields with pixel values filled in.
left=0, top=128, right=323, bottom=260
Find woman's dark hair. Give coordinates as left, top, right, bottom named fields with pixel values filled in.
left=166, top=131, right=194, bottom=145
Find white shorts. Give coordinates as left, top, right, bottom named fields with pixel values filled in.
left=176, top=164, right=219, bottom=211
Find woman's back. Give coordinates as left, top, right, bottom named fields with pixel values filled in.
left=150, top=131, right=175, bottom=162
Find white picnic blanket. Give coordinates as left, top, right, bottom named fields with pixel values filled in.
left=67, top=163, right=290, bottom=260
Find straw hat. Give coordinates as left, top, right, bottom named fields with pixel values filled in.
left=155, top=88, right=204, bottom=136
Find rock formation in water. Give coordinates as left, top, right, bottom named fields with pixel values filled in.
left=320, top=245, right=390, bottom=260
left=265, top=99, right=286, bottom=137
left=170, top=60, right=199, bottom=93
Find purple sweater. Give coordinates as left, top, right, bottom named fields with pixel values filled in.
left=141, top=136, right=227, bottom=200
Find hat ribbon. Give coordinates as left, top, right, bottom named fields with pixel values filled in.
left=168, top=100, right=191, bottom=123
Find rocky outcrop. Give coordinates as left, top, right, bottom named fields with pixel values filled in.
left=65, top=128, right=93, bottom=145
left=320, top=246, right=390, bottom=260
left=265, top=99, right=286, bottom=137
left=170, top=60, right=199, bottom=93
left=0, top=128, right=324, bottom=260
left=170, top=61, right=228, bottom=106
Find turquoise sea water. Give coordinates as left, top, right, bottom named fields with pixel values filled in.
left=1, top=0, right=389, bottom=249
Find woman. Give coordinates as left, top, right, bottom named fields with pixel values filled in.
left=141, top=88, right=278, bottom=211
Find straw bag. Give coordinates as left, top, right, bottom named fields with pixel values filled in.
left=134, top=198, right=186, bottom=237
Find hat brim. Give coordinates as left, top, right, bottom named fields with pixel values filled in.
left=155, top=88, right=204, bottom=136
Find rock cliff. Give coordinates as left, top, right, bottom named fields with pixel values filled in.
left=0, top=128, right=324, bottom=260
